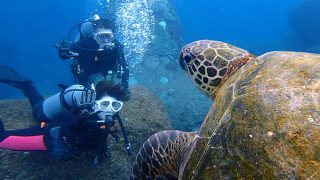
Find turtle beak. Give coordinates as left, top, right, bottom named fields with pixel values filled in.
left=179, top=51, right=195, bottom=72
left=179, top=52, right=187, bottom=71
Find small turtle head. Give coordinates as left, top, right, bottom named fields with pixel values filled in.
left=179, top=40, right=255, bottom=98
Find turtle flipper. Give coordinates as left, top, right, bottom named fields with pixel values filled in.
left=0, top=65, right=32, bottom=89
left=131, top=130, right=197, bottom=180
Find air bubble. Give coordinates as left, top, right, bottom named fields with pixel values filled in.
left=115, top=0, right=158, bottom=67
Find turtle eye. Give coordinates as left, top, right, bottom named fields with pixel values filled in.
left=184, top=53, right=195, bottom=64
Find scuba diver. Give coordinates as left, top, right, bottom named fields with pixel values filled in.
left=0, top=65, right=131, bottom=163
left=55, top=14, right=130, bottom=100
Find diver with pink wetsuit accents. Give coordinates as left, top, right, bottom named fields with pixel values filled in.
left=0, top=65, right=131, bottom=163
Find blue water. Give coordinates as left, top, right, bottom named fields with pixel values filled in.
left=0, top=0, right=319, bottom=126
left=0, top=0, right=93, bottom=98
left=173, top=0, right=305, bottom=53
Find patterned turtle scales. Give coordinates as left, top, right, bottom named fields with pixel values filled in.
left=131, top=40, right=320, bottom=179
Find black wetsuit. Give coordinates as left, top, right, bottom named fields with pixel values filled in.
left=0, top=81, right=109, bottom=159
left=0, top=63, right=131, bottom=160
left=68, top=37, right=129, bottom=88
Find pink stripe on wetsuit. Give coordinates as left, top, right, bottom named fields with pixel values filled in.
left=0, top=135, right=47, bottom=151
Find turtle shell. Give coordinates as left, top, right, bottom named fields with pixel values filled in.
left=179, top=51, right=320, bottom=179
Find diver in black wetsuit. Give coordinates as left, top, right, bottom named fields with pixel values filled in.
left=55, top=14, right=130, bottom=100
left=0, top=65, right=131, bottom=162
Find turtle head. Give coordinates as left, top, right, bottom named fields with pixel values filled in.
left=179, top=40, right=255, bottom=98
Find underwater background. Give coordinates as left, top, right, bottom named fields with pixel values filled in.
left=0, top=0, right=319, bottom=131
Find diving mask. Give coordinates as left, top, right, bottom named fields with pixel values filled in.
left=94, top=96, right=123, bottom=115
left=93, top=29, right=115, bottom=50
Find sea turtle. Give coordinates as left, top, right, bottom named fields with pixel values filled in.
left=131, top=40, right=320, bottom=179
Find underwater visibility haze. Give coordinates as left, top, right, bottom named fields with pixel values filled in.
left=0, top=0, right=319, bottom=179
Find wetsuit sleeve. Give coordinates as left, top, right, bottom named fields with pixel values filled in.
left=70, top=38, right=99, bottom=55
left=117, top=42, right=129, bottom=89
left=57, top=35, right=85, bottom=61
left=67, top=32, right=81, bottom=56
left=56, top=39, right=74, bottom=60
left=69, top=43, right=78, bottom=54
left=0, top=126, right=49, bottom=151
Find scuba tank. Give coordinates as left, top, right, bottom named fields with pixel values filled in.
left=42, top=85, right=86, bottom=122
left=67, top=14, right=116, bottom=52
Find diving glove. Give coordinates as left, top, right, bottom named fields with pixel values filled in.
left=43, top=85, right=96, bottom=122
left=55, top=39, right=79, bottom=60
left=74, top=87, right=97, bottom=118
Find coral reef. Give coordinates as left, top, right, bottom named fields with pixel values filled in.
left=0, top=86, right=172, bottom=179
